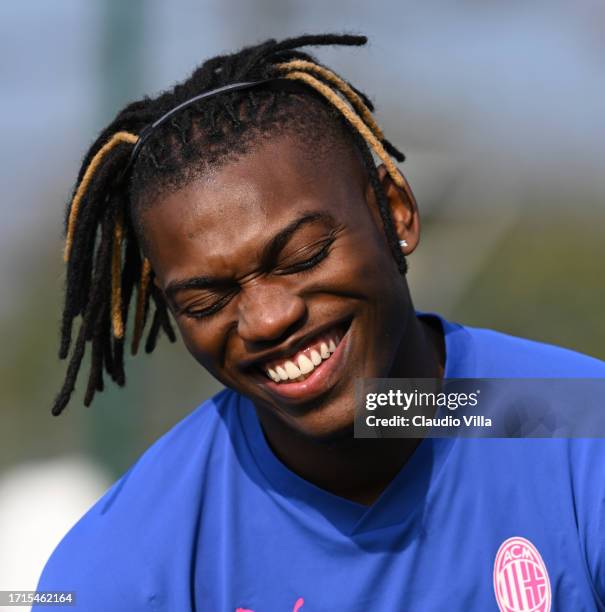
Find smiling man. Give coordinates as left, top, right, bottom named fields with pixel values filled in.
left=37, top=35, right=605, bottom=611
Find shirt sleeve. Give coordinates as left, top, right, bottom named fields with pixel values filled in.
left=568, top=438, right=605, bottom=606
left=33, top=503, right=148, bottom=612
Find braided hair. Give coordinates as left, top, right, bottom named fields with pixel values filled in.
left=54, top=33, right=407, bottom=416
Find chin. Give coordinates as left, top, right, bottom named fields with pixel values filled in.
left=283, top=397, right=357, bottom=445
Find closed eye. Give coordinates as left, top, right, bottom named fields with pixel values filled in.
left=177, top=235, right=336, bottom=319
left=274, top=239, right=334, bottom=275
left=179, top=290, right=238, bottom=320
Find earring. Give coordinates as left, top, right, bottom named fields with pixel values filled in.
left=399, top=239, right=408, bottom=248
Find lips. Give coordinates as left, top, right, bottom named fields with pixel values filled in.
left=263, top=328, right=343, bottom=383
left=250, top=319, right=352, bottom=402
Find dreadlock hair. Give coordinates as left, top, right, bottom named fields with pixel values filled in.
left=54, top=33, right=408, bottom=416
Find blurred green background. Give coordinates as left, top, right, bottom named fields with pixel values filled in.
left=0, top=0, right=603, bottom=595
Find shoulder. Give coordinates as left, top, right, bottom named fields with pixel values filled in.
left=97, top=386, right=241, bottom=509
left=35, top=388, right=242, bottom=607
left=459, top=321, right=605, bottom=377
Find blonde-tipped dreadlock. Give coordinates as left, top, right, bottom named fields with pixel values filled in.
left=276, top=60, right=385, bottom=141
left=279, top=69, right=406, bottom=191
left=111, top=210, right=126, bottom=339
left=131, top=258, right=153, bottom=356
left=63, top=131, right=138, bottom=262
left=53, top=33, right=407, bottom=416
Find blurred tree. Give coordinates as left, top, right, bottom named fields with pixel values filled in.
left=451, top=210, right=605, bottom=360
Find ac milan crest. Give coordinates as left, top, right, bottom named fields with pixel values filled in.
left=493, top=537, right=551, bottom=612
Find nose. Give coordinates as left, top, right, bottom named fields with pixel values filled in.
left=237, top=280, right=307, bottom=346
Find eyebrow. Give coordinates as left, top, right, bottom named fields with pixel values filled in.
left=164, top=210, right=337, bottom=303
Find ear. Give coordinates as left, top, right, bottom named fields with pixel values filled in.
left=365, top=164, right=420, bottom=255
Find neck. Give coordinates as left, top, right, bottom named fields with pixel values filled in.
left=255, top=309, right=446, bottom=506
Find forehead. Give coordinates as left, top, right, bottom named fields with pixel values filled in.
left=141, top=134, right=368, bottom=279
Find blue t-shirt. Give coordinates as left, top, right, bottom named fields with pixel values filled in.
left=36, top=315, right=605, bottom=611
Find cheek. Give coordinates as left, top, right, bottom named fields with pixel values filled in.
left=330, top=229, right=408, bottom=357
left=173, top=317, right=226, bottom=373
left=328, top=226, right=402, bottom=295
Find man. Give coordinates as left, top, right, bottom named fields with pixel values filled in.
left=37, top=34, right=605, bottom=611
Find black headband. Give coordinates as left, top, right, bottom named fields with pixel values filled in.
left=121, top=77, right=303, bottom=182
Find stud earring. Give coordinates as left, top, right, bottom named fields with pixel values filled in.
left=399, top=239, right=408, bottom=248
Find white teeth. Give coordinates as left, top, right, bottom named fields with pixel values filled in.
left=284, top=360, right=302, bottom=379
left=298, top=354, right=314, bottom=374
left=264, top=329, right=345, bottom=383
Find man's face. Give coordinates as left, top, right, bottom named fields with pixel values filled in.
left=140, top=134, right=414, bottom=440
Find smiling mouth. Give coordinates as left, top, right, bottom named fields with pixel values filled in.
left=261, top=328, right=345, bottom=384
left=251, top=317, right=351, bottom=386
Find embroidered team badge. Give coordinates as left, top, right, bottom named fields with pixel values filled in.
left=493, top=537, right=551, bottom=612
